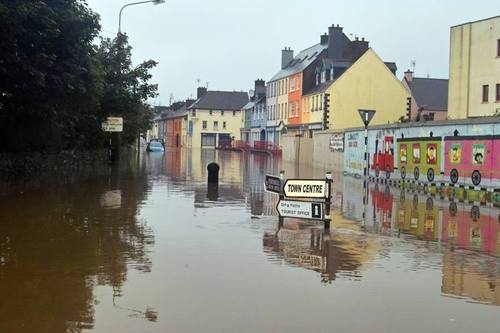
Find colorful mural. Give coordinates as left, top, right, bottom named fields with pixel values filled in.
left=343, top=117, right=500, bottom=192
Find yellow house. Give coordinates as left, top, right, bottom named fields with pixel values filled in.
left=187, top=89, right=248, bottom=148
left=325, top=48, right=409, bottom=130
left=448, top=15, right=500, bottom=119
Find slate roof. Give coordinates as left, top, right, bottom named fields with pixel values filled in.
left=407, top=78, right=448, bottom=111
left=269, top=43, right=328, bottom=82
left=189, top=91, right=249, bottom=111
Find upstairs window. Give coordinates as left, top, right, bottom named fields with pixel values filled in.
left=482, top=85, right=489, bottom=103
left=209, top=109, right=213, bottom=115
left=213, top=121, right=218, bottom=130
left=497, top=39, right=500, bottom=57
left=233, top=110, right=236, bottom=116
left=223, top=121, right=226, bottom=129
left=221, top=110, right=224, bottom=116
left=496, top=84, right=500, bottom=102
left=202, top=120, right=207, bottom=129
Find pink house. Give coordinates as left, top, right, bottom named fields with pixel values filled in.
left=402, top=71, right=448, bottom=121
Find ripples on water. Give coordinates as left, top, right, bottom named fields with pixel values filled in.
left=0, top=149, right=499, bottom=333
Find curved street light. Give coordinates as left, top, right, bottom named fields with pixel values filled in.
left=118, top=0, right=166, bottom=33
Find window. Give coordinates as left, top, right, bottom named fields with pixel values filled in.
left=213, top=121, right=218, bottom=130
left=290, top=102, right=296, bottom=117
left=202, top=120, right=207, bottom=129
left=192, top=109, right=196, bottom=117
left=497, top=39, right=500, bottom=57
left=321, top=71, right=326, bottom=83
left=209, top=109, right=213, bottom=115
left=320, top=94, right=323, bottom=110
left=285, top=103, right=288, bottom=118
left=482, top=85, right=489, bottom=102
left=496, top=84, right=500, bottom=102
left=221, top=110, right=224, bottom=116
left=290, top=77, right=295, bottom=91
left=233, top=110, right=236, bottom=116
left=223, top=121, right=226, bottom=129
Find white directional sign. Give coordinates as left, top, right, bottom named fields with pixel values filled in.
left=276, top=200, right=324, bottom=220
left=102, top=117, right=123, bottom=132
left=283, top=179, right=327, bottom=198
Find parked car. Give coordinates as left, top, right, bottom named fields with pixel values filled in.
left=147, top=140, right=165, bottom=152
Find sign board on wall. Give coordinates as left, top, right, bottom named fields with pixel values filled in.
left=102, top=117, right=123, bottom=132
left=264, top=175, right=281, bottom=194
left=329, top=133, right=344, bottom=152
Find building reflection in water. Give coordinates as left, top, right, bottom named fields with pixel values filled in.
left=0, top=163, right=155, bottom=332
left=338, top=177, right=500, bottom=305
left=263, top=221, right=380, bottom=283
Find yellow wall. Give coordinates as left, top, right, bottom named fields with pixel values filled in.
left=188, top=109, right=243, bottom=148
left=327, top=48, right=409, bottom=130
left=448, top=16, right=500, bottom=119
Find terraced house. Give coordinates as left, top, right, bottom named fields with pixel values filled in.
left=187, top=87, right=248, bottom=148
left=267, top=24, right=409, bottom=142
left=241, top=79, right=267, bottom=146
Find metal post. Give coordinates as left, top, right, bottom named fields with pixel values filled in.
left=362, top=124, right=368, bottom=229
left=324, top=172, right=332, bottom=230
left=278, top=170, right=285, bottom=228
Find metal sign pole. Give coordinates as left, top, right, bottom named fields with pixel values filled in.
left=279, top=170, right=285, bottom=228
left=324, top=172, right=332, bottom=230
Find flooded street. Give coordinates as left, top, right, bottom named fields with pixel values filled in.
left=1, top=149, right=499, bottom=333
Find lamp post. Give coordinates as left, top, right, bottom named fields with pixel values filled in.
left=118, top=0, right=166, bottom=33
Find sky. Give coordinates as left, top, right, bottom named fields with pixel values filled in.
left=87, top=0, right=499, bottom=105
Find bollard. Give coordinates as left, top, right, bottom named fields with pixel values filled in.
left=207, top=162, right=220, bottom=184
left=206, top=183, right=219, bottom=201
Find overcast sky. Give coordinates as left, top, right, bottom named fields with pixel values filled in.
left=87, top=0, right=498, bottom=105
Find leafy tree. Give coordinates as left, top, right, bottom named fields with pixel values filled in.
left=96, top=34, right=158, bottom=146
left=0, top=0, right=101, bottom=152
left=0, top=1, right=158, bottom=153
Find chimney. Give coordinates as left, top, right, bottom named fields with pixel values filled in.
left=281, top=47, right=294, bottom=69
left=254, top=79, right=266, bottom=96
left=350, top=37, right=369, bottom=61
left=320, top=33, right=328, bottom=45
left=404, top=70, right=413, bottom=82
left=328, top=24, right=344, bottom=60
left=197, top=87, right=207, bottom=99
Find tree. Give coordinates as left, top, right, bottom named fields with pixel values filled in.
left=96, top=34, right=158, bottom=146
left=0, top=1, right=158, bottom=153
left=0, top=0, right=101, bottom=152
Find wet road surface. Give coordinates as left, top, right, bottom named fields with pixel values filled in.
left=0, top=149, right=499, bottom=332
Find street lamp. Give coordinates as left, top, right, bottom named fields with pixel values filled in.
left=118, top=0, right=166, bottom=33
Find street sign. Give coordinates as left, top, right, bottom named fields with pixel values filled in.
left=283, top=179, right=327, bottom=198
left=358, top=109, right=376, bottom=127
left=102, top=117, right=123, bottom=132
left=265, top=175, right=281, bottom=194
left=276, top=199, right=324, bottom=220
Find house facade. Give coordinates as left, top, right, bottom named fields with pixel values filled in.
left=448, top=15, right=500, bottom=119
left=402, top=71, right=448, bottom=121
left=187, top=88, right=248, bottom=149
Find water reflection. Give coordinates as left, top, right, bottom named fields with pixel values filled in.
left=263, top=221, right=380, bottom=283
left=0, top=164, right=154, bottom=332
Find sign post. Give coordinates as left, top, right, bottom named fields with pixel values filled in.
left=276, top=200, right=324, bottom=220
left=358, top=109, right=376, bottom=228
left=102, top=117, right=124, bottom=163
left=283, top=179, right=327, bottom=198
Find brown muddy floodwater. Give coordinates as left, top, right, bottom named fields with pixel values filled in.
left=1, top=149, right=499, bottom=333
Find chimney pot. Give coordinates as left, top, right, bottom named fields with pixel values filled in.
left=404, top=70, right=414, bottom=82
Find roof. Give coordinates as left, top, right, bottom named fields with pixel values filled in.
left=269, top=43, right=327, bottom=82
left=303, top=80, right=335, bottom=96
left=451, top=15, right=500, bottom=28
left=189, top=91, right=249, bottom=111
left=406, top=78, right=448, bottom=111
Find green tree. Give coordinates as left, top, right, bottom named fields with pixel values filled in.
left=0, top=0, right=101, bottom=152
left=96, top=34, right=158, bottom=146
left=0, top=1, right=158, bottom=153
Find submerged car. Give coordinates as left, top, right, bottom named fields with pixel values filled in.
left=147, top=140, right=165, bottom=152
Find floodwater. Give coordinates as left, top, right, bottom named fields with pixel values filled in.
left=0, top=149, right=499, bottom=333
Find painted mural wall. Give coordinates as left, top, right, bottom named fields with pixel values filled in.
left=342, top=118, right=500, bottom=191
